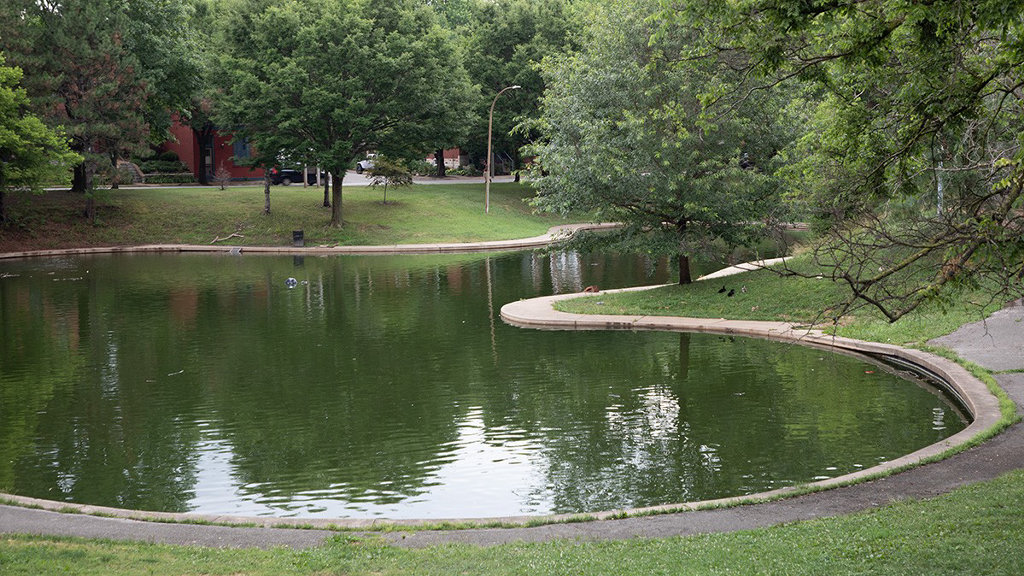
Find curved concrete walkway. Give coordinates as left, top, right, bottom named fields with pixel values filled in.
left=1, top=260, right=1022, bottom=548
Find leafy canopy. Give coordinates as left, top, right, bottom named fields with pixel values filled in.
left=661, top=0, right=1024, bottom=319
left=529, top=0, right=796, bottom=283
left=0, top=54, right=80, bottom=223
left=461, top=0, right=580, bottom=168
left=213, top=0, right=471, bottom=226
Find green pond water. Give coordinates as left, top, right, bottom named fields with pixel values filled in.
left=0, top=252, right=964, bottom=519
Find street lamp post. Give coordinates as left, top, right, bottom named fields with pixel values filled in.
left=486, top=85, right=520, bottom=213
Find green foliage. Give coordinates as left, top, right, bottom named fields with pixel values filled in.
left=449, top=165, right=482, bottom=177
left=461, top=0, right=580, bottom=167
left=406, top=159, right=438, bottom=176
left=137, top=160, right=190, bottom=174
left=157, top=150, right=182, bottom=163
left=0, top=54, right=80, bottom=224
left=0, top=0, right=171, bottom=221
left=143, top=174, right=196, bottom=184
left=367, top=157, right=414, bottom=204
left=663, top=0, right=1024, bottom=319
left=123, top=0, right=204, bottom=143
left=213, top=0, right=472, bottom=227
left=425, top=0, right=475, bottom=28
left=529, top=0, right=798, bottom=283
left=415, top=1, right=480, bottom=175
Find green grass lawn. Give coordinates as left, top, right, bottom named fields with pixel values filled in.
left=2, top=469, right=1023, bottom=575
left=0, top=182, right=572, bottom=251
left=556, top=256, right=1008, bottom=346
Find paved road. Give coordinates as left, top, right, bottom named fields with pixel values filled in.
left=1, top=303, right=1021, bottom=549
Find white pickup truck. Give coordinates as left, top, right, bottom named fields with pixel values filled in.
left=355, top=154, right=377, bottom=174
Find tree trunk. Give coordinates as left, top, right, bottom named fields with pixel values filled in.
left=0, top=187, right=6, bottom=226
left=322, top=173, right=331, bottom=207
left=678, top=253, right=692, bottom=285
left=330, top=171, right=344, bottom=227
left=435, top=148, right=446, bottom=178
left=195, top=123, right=213, bottom=186
left=109, top=151, right=119, bottom=189
left=263, top=173, right=271, bottom=215
left=513, top=148, right=521, bottom=182
left=72, top=163, right=87, bottom=194
left=83, top=163, right=96, bottom=224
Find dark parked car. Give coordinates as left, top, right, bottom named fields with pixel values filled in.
left=270, top=167, right=320, bottom=185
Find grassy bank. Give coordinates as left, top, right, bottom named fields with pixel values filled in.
left=3, top=469, right=1023, bottom=575
left=556, top=257, right=1006, bottom=346
left=0, top=182, right=570, bottom=252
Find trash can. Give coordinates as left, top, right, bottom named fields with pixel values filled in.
left=292, top=230, right=304, bottom=247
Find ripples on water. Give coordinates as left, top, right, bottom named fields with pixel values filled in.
left=0, top=252, right=965, bottom=518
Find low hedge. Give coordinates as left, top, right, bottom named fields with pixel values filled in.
left=144, top=173, right=196, bottom=184
left=138, top=159, right=190, bottom=174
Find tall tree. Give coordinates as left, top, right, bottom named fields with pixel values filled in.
left=423, top=0, right=479, bottom=177
left=665, top=0, right=1024, bottom=319
left=423, top=0, right=474, bottom=28
left=0, top=1, right=164, bottom=221
left=179, top=0, right=224, bottom=186
left=124, top=0, right=204, bottom=145
left=214, top=0, right=470, bottom=227
left=529, top=0, right=795, bottom=283
left=462, top=0, right=579, bottom=176
left=0, top=54, right=80, bottom=224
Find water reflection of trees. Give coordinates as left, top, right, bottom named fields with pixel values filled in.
left=0, top=253, right=962, bottom=516
left=1, top=266, right=202, bottom=511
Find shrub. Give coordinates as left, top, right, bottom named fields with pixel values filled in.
left=144, top=173, right=195, bottom=184
left=138, top=159, right=189, bottom=173
left=407, top=159, right=436, bottom=176
left=214, top=164, right=232, bottom=190
left=449, top=165, right=482, bottom=177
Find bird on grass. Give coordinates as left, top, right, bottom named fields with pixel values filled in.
left=718, top=286, right=727, bottom=294
left=727, top=289, right=735, bottom=297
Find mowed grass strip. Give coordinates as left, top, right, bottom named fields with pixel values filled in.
left=0, top=182, right=571, bottom=251
left=2, top=469, right=1022, bottom=575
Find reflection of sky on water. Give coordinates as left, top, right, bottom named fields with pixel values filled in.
left=0, top=251, right=966, bottom=519
left=190, top=408, right=554, bottom=518
left=351, top=409, right=551, bottom=518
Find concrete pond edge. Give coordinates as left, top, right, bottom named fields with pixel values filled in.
left=0, top=223, right=621, bottom=260
left=496, top=283, right=1004, bottom=516
left=0, top=256, right=1006, bottom=532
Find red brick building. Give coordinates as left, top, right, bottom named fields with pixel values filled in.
left=162, top=118, right=264, bottom=184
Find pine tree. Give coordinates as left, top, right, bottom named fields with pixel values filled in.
left=2, top=1, right=151, bottom=222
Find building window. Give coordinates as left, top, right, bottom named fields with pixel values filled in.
left=233, top=138, right=251, bottom=160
